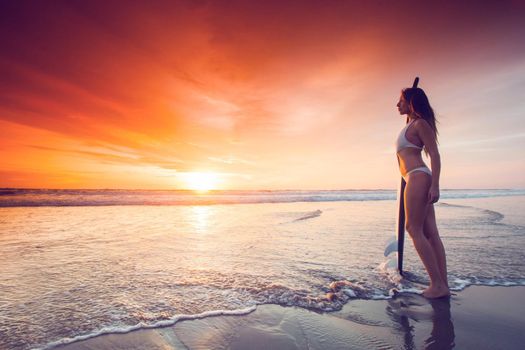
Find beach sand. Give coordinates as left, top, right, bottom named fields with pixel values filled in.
left=55, top=285, right=525, bottom=350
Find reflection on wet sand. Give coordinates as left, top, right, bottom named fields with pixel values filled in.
left=387, top=293, right=455, bottom=350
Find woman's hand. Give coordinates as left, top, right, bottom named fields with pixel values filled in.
left=428, top=185, right=440, bottom=204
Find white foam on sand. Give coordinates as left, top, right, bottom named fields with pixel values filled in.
left=38, top=305, right=257, bottom=350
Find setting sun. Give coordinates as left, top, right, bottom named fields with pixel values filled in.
left=181, top=172, right=220, bottom=192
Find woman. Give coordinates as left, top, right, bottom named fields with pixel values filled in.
left=396, top=79, right=450, bottom=298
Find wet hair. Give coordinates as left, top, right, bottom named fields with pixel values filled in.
left=402, top=87, right=438, bottom=154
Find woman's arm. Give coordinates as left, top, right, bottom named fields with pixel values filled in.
left=416, top=119, right=441, bottom=203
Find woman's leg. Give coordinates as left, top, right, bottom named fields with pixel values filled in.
left=424, top=205, right=449, bottom=287
left=404, top=172, right=449, bottom=298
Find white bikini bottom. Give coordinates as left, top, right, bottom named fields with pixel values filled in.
left=402, top=166, right=432, bottom=181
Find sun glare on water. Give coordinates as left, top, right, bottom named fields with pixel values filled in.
left=182, top=172, right=220, bottom=192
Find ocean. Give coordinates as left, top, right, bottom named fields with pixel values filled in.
left=1, top=189, right=524, bottom=349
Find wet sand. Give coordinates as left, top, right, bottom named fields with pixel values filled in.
left=55, top=285, right=525, bottom=350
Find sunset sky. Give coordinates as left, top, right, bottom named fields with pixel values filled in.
left=1, top=0, right=524, bottom=190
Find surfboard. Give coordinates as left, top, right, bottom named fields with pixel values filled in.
left=383, top=236, right=398, bottom=257
left=397, top=177, right=407, bottom=275
left=386, top=76, right=417, bottom=276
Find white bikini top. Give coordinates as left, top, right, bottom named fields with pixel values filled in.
left=396, top=119, right=423, bottom=152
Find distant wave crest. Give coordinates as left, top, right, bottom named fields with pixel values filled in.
left=0, top=188, right=524, bottom=207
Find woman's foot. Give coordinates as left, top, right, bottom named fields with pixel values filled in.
left=423, top=285, right=450, bottom=299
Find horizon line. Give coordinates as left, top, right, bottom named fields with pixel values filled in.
left=1, top=187, right=524, bottom=192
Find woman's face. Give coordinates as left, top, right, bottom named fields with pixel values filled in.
left=397, top=94, right=410, bottom=115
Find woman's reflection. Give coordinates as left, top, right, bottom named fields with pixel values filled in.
left=386, top=293, right=455, bottom=349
